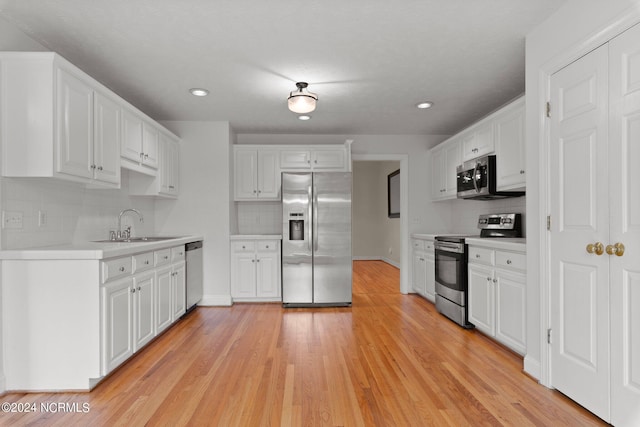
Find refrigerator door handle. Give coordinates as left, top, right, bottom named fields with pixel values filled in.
left=313, top=185, right=319, bottom=251
left=308, top=184, right=313, bottom=251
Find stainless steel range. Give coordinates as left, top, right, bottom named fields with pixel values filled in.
left=434, top=213, right=522, bottom=328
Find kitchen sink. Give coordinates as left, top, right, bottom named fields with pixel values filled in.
left=93, top=236, right=183, bottom=243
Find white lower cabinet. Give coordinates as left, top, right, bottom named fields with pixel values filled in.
left=231, top=239, right=281, bottom=301
left=411, top=237, right=435, bottom=302
left=468, top=244, right=526, bottom=355
left=102, top=276, right=134, bottom=374
left=156, top=265, right=173, bottom=334
left=133, top=271, right=156, bottom=351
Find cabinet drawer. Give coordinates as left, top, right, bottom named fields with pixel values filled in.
left=412, top=239, right=426, bottom=251
left=257, top=240, right=279, bottom=252
left=495, top=251, right=526, bottom=271
left=232, top=241, right=256, bottom=253
left=424, top=241, right=435, bottom=251
left=102, top=256, right=132, bottom=283
left=469, top=246, right=495, bottom=266
left=133, top=251, right=154, bottom=272
left=155, top=248, right=172, bottom=266
left=171, top=245, right=186, bottom=262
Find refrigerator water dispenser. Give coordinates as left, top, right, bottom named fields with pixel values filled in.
left=288, top=212, right=304, bottom=240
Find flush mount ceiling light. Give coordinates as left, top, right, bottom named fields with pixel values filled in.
left=189, top=88, right=209, bottom=97
left=288, top=82, right=318, bottom=114
left=416, top=101, right=434, bottom=109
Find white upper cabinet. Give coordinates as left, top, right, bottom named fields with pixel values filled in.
left=129, top=130, right=180, bottom=198
left=431, top=138, right=461, bottom=201
left=461, top=122, right=494, bottom=161
left=494, top=97, right=525, bottom=191
left=120, top=108, right=159, bottom=175
left=0, top=53, right=121, bottom=187
left=0, top=52, right=177, bottom=188
left=279, top=147, right=347, bottom=171
left=429, top=95, right=525, bottom=201
left=234, top=147, right=280, bottom=201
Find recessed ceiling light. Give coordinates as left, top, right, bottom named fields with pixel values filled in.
left=416, top=101, right=433, bottom=109
left=298, top=115, right=311, bottom=121
left=189, top=88, right=209, bottom=97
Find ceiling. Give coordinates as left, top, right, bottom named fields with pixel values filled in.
left=0, top=0, right=565, bottom=136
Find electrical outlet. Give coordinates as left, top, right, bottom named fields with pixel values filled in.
left=38, top=210, right=47, bottom=227
left=3, top=211, right=23, bottom=229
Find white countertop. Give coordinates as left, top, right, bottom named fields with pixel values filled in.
left=230, top=234, right=282, bottom=240
left=411, top=233, right=438, bottom=240
left=0, top=235, right=204, bottom=260
left=465, top=237, right=526, bottom=252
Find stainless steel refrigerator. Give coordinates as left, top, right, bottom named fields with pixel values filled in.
left=282, top=172, right=352, bottom=307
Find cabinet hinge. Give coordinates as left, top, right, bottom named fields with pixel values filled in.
left=546, top=102, right=551, bottom=118
left=547, top=215, right=551, bottom=231
left=547, top=328, right=552, bottom=344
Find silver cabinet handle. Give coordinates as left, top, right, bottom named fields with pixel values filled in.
left=256, top=259, right=260, bottom=262
left=164, top=255, right=169, bottom=260
left=506, top=259, right=512, bottom=265
left=493, top=279, right=497, bottom=283
left=475, top=254, right=480, bottom=258
left=145, top=260, right=150, bottom=265
left=97, top=166, right=103, bottom=171
left=131, top=288, right=136, bottom=293
left=119, top=266, right=125, bottom=272
left=137, top=286, right=141, bottom=291
left=487, top=277, right=491, bottom=281
left=265, top=245, right=269, bottom=249
left=90, top=164, right=96, bottom=169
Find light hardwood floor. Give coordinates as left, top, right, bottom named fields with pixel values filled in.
left=0, top=261, right=604, bottom=426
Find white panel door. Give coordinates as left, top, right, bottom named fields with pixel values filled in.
left=141, top=122, right=159, bottom=168
left=495, top=269, right=526, bottom=355
left=257, top=150, right=280, bottom=199
left=444, top=141, right=461, bottom=197
left=234, top=149, right=258, bottom=199
left=549, top=44, right=610, bottom=421
left=609, top=22, right=640, bottom=427
left=133, top=272, right=155, bottom=351
left=231, top=253, right=257, bottom=298
left=494, top=103, right=526, bottom=190
left=121, top=108, right=143, bottom=162
left=102, top=277, right=134, bottom=374
left=56, top=67, right=93, bottom=179
left=256, top=252, right=279, bottom=298
left=93, top=91, right=121, bottom=184
left=468, top=264, right=495, bottom=335
left=412, top=252, right=427, bottom=295
left=425, top=257, right=436, bottom=302
left=156, top=266, right=173, bottom=334
left=172, top=262, right=186, bottom=320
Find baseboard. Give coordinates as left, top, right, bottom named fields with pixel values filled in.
left=353, top=256, right=400, bottom=269
left=523, top=355, right=541, bottom=381
left=0, top=374, right=6, bottom=396
left=199, top=294, right=233, bottom=307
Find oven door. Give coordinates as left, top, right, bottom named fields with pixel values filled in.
left=434, top=246, right=467, bottom=305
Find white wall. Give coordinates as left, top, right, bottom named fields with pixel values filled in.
left=155, top=121, right=233, bottom=306
left=0, top=16, right=50, bottom=394
left=525, top=0, right=640, bottom=382
left=352, top=161, right=401, bottom=266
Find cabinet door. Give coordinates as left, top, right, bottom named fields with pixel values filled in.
left=280, top=150, right=311, bottom=169
left=160, top=134, right=179, bottom=196
left=234, top=149, right=258, bottom=200
left=311, top=149, right=345, bottom=170
left=56, top=67, right=93, bottom=179
left=156, top=266, right=173, bottom=334
left=443, top=141, right=461, bottom=197
left=172, top=262, right=186, bottom=320
left=133, top=272, right=155, bottom=351
left=425, top=256, right=436, bottom=302
left=256, top=251, right=279, bottom=298
left=141, top=122, right=159, bottom=168
left=468, top=264, right=495, bottom=336
left=495, top=103, right=525, bottom=191
left=257, top=150, right=280, bottom=199
left=412, top=251, right=427, bottom=295
left=431, top=147, right=446, bottom=199
left=102, top=277, right=134, bottom=374
left=462, top=123, right=494, bottom=161
left=121, top=108, right=143, bottom=162
left=231, top=252, right=257, bottom=298
left=93, top=91, right=121, bottom=184
left=495, top=269, right=526, bottom=354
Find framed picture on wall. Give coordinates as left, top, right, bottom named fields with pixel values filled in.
left=388, top=169, right=400, bottom=218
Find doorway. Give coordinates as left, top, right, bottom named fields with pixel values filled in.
left=351, top=154, right=409, bottom=293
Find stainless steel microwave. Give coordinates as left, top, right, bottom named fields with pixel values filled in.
left=456, top=155, right=525, bottom=200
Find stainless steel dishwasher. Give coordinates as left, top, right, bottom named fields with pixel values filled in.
left=185, top=241, right=203, bottom=313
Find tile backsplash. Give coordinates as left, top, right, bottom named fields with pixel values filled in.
left=236, top=201, right=282, bottom=235
left=447, top=196, right=527, bottom=236
left=1, top=172, right=155, bottom=249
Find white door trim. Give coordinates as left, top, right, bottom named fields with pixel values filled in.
left=352, top=154, right=409, bottom=294
left=538, top=8, right=640, bottom=388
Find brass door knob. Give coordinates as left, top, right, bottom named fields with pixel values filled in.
left=586, top=242, right=604, bottom=255
left=606, top=243, right=625, bottom=257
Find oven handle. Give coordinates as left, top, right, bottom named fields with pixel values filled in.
left=435, top=244, right=464, bottom=254
left=472, top=162, right=480, bottom=193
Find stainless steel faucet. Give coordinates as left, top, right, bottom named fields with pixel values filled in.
left=117, top=208, right=144, bottom=239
